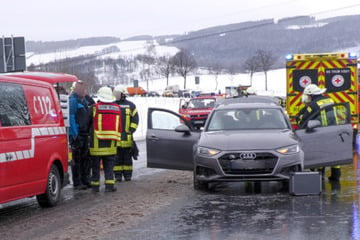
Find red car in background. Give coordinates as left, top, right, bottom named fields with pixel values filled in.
left=179, top=96, right=218, bottom=129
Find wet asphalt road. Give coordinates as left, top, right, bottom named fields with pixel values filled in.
left=111, top=158, right=360, bottom=240
left=1, top=141, right=360, bottom=240
left=115, top=174, right=360, bottom=240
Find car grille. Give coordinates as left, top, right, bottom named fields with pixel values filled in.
left=218, top=152, right=278, bottom=174
left=190, top=114, right=208, bottom=119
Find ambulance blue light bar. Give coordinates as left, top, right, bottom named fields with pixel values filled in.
left=285, top=54, right=293, bottom=60
left=349, top=52, right=357, bottom=58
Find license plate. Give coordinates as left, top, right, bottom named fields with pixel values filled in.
left=194, top=120, right=204, bottom=124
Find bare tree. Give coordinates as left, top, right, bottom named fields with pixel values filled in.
left=135, top=54, right=155, bottom=91
left=156, top=55, right=174, bottom=87
left=243, top=56, right=260, bottom=87
left=227, top=64, right=239, bottom=87
left=171, top=49, right=197, bottom=89
left=255, top=49, right=276, bottom=91
left=208, top=63, right=223, bottom=91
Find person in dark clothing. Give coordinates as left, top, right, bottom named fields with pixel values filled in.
left=69, top=81, right=91, bottom=190
left=297, top=84, right=341, bottom=182
left=113, top=85, right=139, bottom=182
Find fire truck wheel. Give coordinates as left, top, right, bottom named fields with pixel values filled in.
left=36, top=165, right=61, bottom=207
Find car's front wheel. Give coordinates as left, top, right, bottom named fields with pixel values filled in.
left=193, top=169, right=208, bottom=190
left=36, top=164, right=61, bottom=207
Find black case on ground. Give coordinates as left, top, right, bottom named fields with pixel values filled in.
left=289, top=171, right=322, bottom=195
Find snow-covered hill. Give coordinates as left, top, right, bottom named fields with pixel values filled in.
left=27, top=40, right=178, bottom=66
left=27, top=38, right=287, bottom=97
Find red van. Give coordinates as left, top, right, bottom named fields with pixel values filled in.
left=0, top=73, right=73, bottom=207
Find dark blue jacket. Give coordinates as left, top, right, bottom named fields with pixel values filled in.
left=69, top=93, right=90, bottom=138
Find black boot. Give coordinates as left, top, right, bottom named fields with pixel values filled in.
left=328, top=168, right=341, bottom=182
left=105, top=185, right=117, bottom=192
left=92, top=186, right=99, bottom=193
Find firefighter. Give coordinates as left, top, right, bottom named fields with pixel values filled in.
left=113, top=85, right=139, bottom=182
left=89, top=86, right=121, bottom=192
left=298, top=84, right=341, bottom=182
left=69, top=81, right=91, bottom=190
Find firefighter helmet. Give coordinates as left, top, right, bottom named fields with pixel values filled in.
left=303, top=84, right=326, bottom=95
left=97, top=86, right=115, bottom=103
left=113, top=84, right=128, bottom=94
left=113, top=84, right=128, bottom=100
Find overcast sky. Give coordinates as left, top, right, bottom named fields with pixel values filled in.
left=2, top=0, right=360, bottom=41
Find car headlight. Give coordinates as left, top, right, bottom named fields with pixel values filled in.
left=197, top=146, right=221, bottom=156
left=276, top=144, right=299, bottom=155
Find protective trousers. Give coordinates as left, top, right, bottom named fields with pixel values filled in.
left=114, top=147, right=133, bottom=181
left=71, top=135, right=90, bottom=188
left=91, top=155, right=116, bottom=191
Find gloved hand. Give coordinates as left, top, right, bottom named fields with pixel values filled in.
left=131, top=141, right=139, bottom=160
left=70, top=136, right=81, bottom=149
left=130, top=128, right=136, bottom=134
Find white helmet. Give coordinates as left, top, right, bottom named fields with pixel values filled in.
left=97, top=86, right=115, bottom=103
left=303, top=84, right=326, bottom=95
left=113, top=84, right=128, bottom=94
left=113, top=84, right=128, bottom=100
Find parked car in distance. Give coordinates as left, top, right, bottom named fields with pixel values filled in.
left=162, top=90, right=175, bottom=97
left=178, top=89, right=191, bottom=98
left=146, top=102, right=353, bottom=191
left=127, top=86, right=147, bottom=96
left=147, top=91, right=160, bottom=97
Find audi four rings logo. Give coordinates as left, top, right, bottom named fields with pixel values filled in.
left=239, top=152, right=256, bottom=160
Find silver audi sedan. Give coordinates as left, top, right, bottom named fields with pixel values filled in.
left=146, top=101, right=353, bottom=191
left=193, top=103, right=303, bottom=189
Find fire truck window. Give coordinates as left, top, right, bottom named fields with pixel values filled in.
left=0, top=83, right=31, bottom=126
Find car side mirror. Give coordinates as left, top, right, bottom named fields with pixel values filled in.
left=175, top=124, right=191, bottom=135
left=306, top=120, right=321, bottom=132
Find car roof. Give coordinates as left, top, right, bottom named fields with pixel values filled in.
left=0, top=74, right=54, bottom=87
left=190, top=96, right=217, bottom=100
left=215, top=102, right=282, bottom=110
left=216, top=95, right=280, bottom=106
left=1, top=71, right=78, bottom=84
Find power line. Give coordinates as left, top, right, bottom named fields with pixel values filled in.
left=309, top=4, right=360, bottom=17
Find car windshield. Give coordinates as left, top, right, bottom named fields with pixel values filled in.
left=206, top=108, right=289, bottom=131
left=188, top=98, right=215, bottom=109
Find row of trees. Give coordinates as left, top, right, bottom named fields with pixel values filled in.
left=243, top=49, right=276, bottom=91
